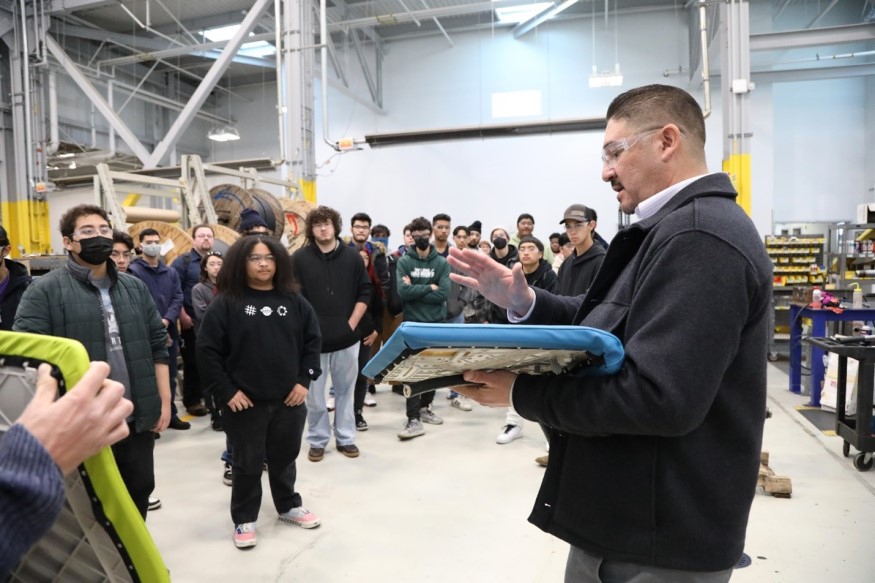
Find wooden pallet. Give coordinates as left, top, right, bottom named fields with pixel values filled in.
left=758, top=451, right=793, bottom=498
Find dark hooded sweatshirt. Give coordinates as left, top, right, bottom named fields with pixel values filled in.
left=292, top=240, right=370, bottom=353
left=557, top=244, right=606, bottom=297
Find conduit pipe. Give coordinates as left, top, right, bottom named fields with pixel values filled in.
left=320, top=0, right=340, bottom=151
left=18, top=0, right=35, bottom=190
left=274, top=0, right=286, bottom=165
left=699, top=1, right=711, bottom=119
left=47, top=70, right=59, bottom=155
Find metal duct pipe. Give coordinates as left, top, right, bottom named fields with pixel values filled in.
left=274, top=0, right=286, bottom=165
left=320, top=0, right=341, bottom=151
left=699, top=1, right=711, bottom=119
left=47, top=70, right=59, bottom=155
left=18, top=0, right=35, bottom=191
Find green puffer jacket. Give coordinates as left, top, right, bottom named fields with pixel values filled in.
left=13, top=259, right=169, bottom=433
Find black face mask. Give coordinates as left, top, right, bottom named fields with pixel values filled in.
left=492, top=237, right=508, bottom=250
left=75, top=236, right=114, bottom=265
left=414, top=236, right=430, bottom=251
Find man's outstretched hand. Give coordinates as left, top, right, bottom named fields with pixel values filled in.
left=447, top=247, right=535, bottom=316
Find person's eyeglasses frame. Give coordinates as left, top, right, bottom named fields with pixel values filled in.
left=600, top=127, right=665, bottom=169
left=72, top=226, right=113, bottom=239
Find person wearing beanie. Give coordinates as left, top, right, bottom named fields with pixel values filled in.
left=467, top=221, right=482, bottom=249
left=238, top=209, right=271, bottom=236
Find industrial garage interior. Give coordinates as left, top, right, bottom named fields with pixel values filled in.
left=1, top=0, right=875, bottom=580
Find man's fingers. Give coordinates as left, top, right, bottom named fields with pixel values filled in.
left=463, top=370, right=492, bottom=385
left=33, top=363, right=60, bottom=407
left=74, top=362, right=112, bottom=398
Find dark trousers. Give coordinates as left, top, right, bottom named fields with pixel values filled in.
left=353, top=339, right=371, bottom=412
left=179, top=326, right=203, bottom=407
left=168, top=329, right=179, bottom=419
left=111, top=426, right=155, bottom=520
left=223, top=401, right=307, bottom=524
left=406, top=390, right=435, bottom=420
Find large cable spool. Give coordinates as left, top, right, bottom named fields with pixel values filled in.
left=249, top=188, right=286, bottom=239
left=128, top=221, right=193, bottom=265
left=208, top=224, right=241, bottom=255
left=279, top=199, right=316, bottom=254
left=208, top=184, right=254, bottom=231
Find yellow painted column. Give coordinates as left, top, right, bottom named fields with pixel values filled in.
left=1, top=199, right=51, bottom=257
left=300, top=179, right=317, bottom=204
left=723, top=152, right=752, bottom=216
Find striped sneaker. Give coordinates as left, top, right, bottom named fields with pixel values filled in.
left=278, top=507, right=321, bottom=529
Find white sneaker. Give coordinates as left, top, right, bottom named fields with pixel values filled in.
left=451, top=396, right=472, bottom=411
left=364, top=393, right=377, bottom=407
left=148, top=496, right=162, bottom=511
left=326, top=396, right=335, bottom=411
left=496, top=424, right=523, bottom=444
left=420, top=407, right=443, bottom=425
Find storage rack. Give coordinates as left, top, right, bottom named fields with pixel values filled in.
left=826, top=223, right=875, bottom=292
left=766, top=235, right=826, bottom=360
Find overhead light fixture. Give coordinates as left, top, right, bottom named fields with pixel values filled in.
left=202, top=24, right=276, bottom=57
left=588, top=64, right=623, bottom=88
left=208, top=126, right=241, bottom=142
left=495, top=3, right=553, bottom=25
left=512, top=0, right=580, bottom=37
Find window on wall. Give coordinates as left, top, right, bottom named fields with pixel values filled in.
left=491, top=90, right=542, bottom=119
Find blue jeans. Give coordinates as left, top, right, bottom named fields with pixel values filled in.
left=306, top=343, right=359, bottom=448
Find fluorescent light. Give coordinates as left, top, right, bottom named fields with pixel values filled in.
left=512, top=0, right=580, bottom=37
left=208, top=126, right=241, bottom=142
left=203, top=25, right=275, bottom=58
left=495, top=3, right=553, bottom=24
left=588, top=64, right=623, bottom=88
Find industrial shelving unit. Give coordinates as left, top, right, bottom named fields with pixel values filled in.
left=766, top=235, right=826, bottom=361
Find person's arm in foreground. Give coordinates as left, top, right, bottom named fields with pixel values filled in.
left=0, top=362, right=133, bottom=574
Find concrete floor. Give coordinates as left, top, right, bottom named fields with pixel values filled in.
left=146, top=364, right=875, bottom=582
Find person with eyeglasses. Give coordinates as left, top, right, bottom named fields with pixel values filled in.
left=449, top=85, right=771, bottom=582
left=197, top=235, right=323, bottom=549
left=0, top=225, right=32, bottom=331
left=556, top=204, right=606, bottom=298
left=110, top=231, right=135, bottom=274
left=14, top=204, right=172, bottom=520
left=171, top=224, right=215, bottom=419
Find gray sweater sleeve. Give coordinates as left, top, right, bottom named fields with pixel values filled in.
left=0, top=424, right=65, bottom=575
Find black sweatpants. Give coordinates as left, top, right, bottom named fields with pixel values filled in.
left=111, top=425, right=156, bottom=520
left=223, top=401, right=307, bottom=524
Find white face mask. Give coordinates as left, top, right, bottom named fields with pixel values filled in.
left=142, top=243, right=162, bottom=257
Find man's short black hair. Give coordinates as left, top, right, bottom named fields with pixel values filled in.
left=549, top=232, right=561, bottom=241
left=113, top=230, right=134, bottom=250
left=432, top=213, right=451, bottom=224
left=138, top=228, right=160, bottom=242
left=517, top=213, right=535, bottom=225
left=409, top=217, right=432, bottom=234
left=453, top=225, right=469, bottom=236
left=59, top=204, right=111, bottom=238
left=351, top=212, right=372, bottom=226
left=518, top=235, right=544, bottom=254
left=371, top=224, right=390, bottom=237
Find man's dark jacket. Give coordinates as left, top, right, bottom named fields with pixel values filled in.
left=128, top=258, right=184, bottom=326
left=292, top=240, right=370, bottom=353
left=0, top=259, right=31, bottom=331
left=13, top=259, right=169, bottom=433
left=171, top=249, right=202, bottom=312
left=512, top=174, right=772, bottom=572
left=524, top=259, right=558, bottom=294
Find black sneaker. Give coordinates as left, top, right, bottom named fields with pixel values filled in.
left=223, top=463, right=232, bottom=486
left=168, top=417, right=191, bottom=430
left=391, top=386, right=404, bottom=395
left=211, top=414, right=223, bottom=432
left=355, top=412, right=368, bottom=431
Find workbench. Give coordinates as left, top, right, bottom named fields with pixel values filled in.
left=788, top=305, right=875, bottom=406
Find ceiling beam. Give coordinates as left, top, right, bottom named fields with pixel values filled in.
left=146, top=0, right=272, bottom=167
left=48, top=0, right=116, bottom=12
left=750, top=23, right=875, bottom=51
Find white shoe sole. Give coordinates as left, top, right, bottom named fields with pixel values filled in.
left=279, top=515, right=321, bottom=529
left=234, top=538, right=257, bottom=548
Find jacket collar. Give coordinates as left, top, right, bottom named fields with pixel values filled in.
left=66, top=254, right=118, bottom=286
left=631, top=172, right=737, bottom=234
left=132, top=257, right=168, bottom=273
